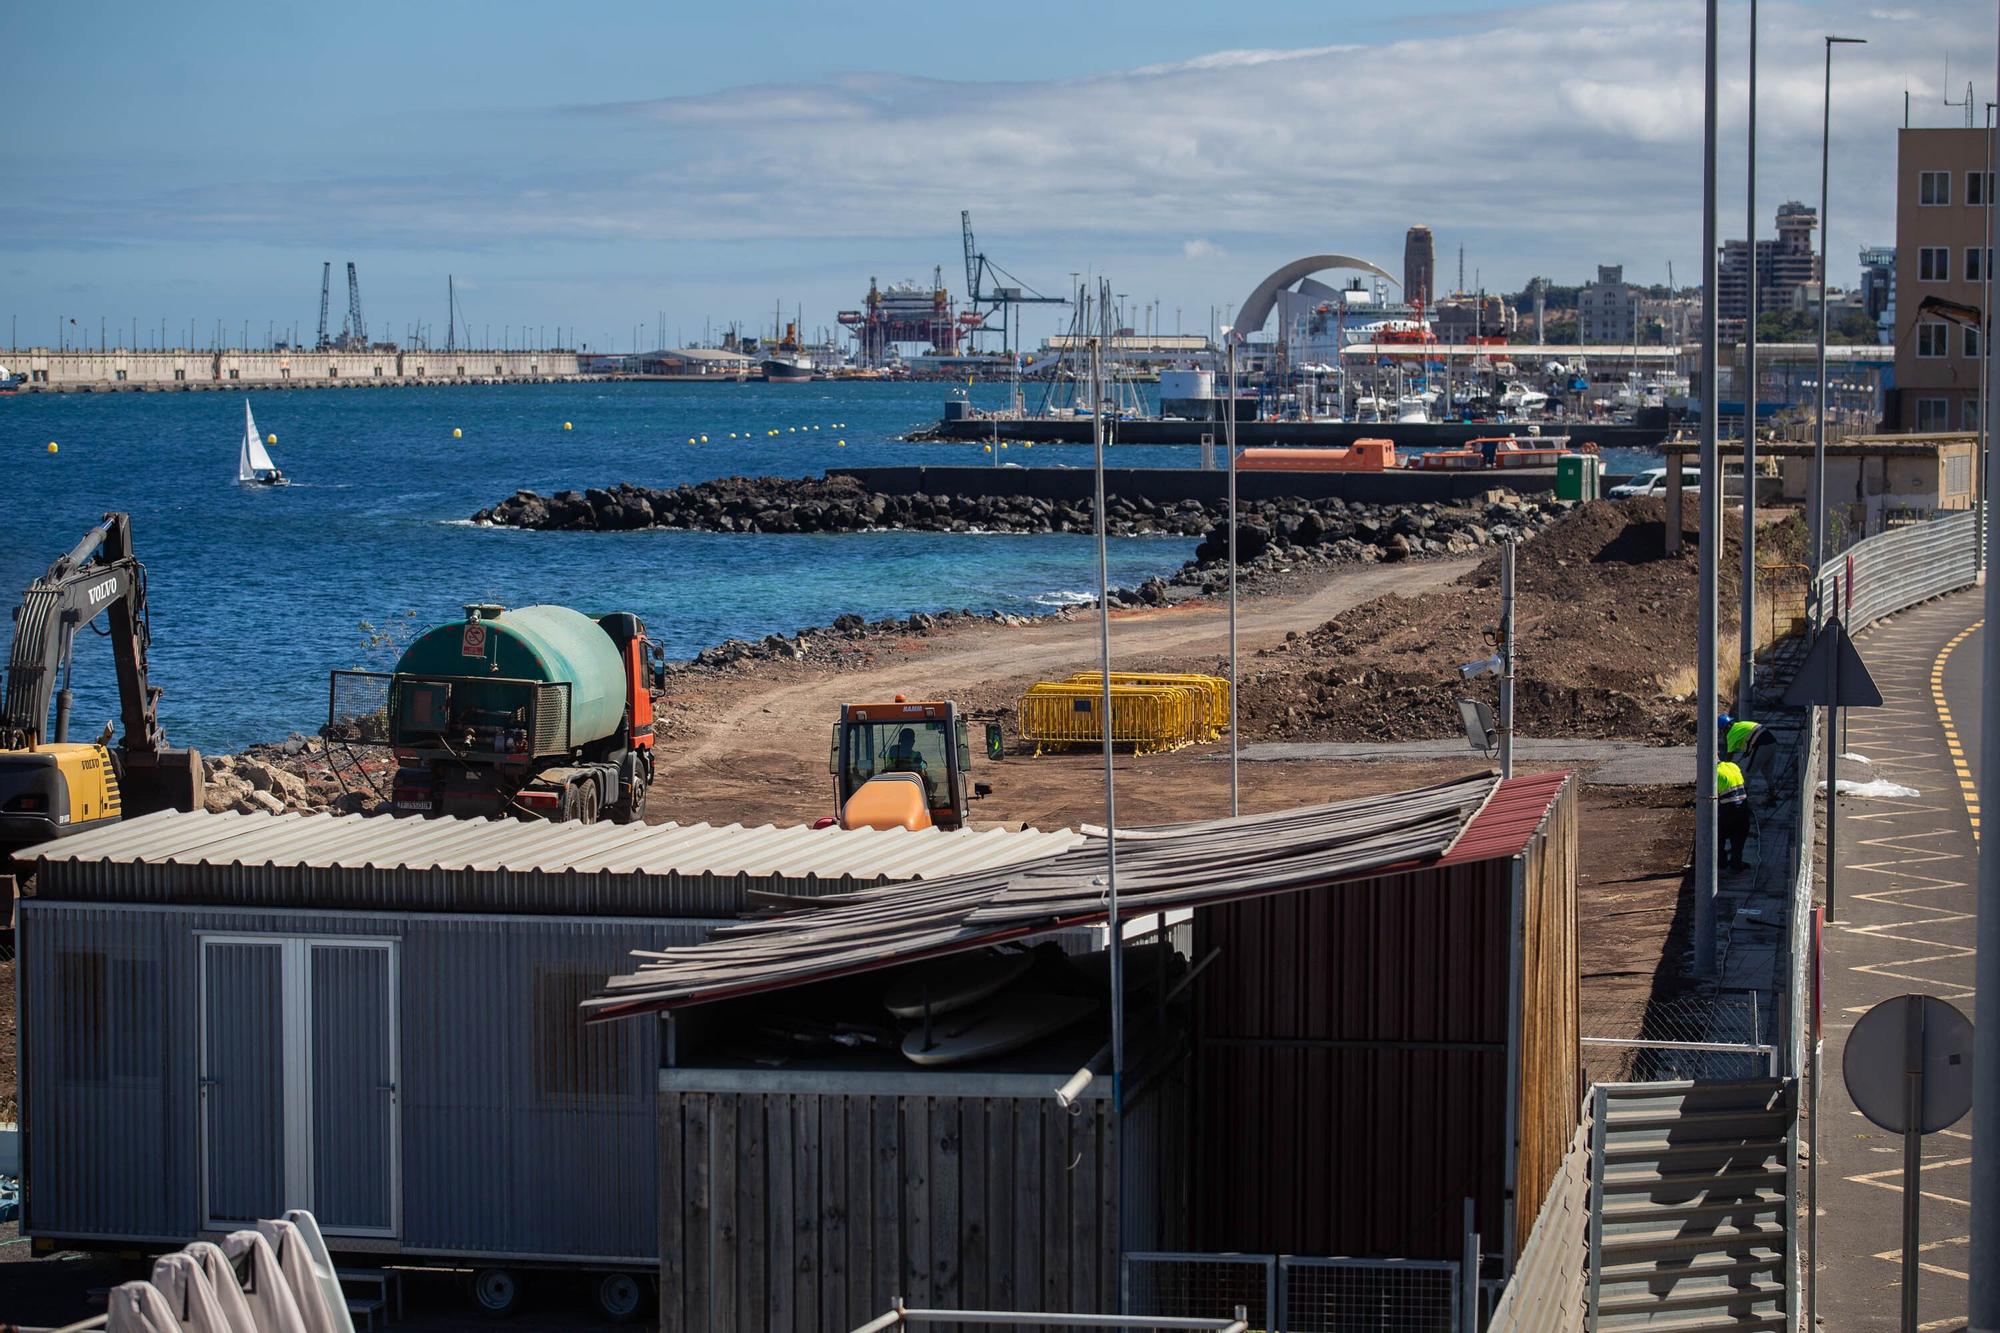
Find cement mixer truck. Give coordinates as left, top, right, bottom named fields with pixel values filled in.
left=329, top=603, right=660, bottom=823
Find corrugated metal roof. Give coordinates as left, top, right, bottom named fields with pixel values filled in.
left=1437, top=770, right=1571, bottom=865
left=586, top=775, right=1513, bottom=1021
left=24, top=810, right=1082, bottom=919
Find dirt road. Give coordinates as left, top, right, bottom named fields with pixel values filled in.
left=648, top=557, right=1476, bottom=830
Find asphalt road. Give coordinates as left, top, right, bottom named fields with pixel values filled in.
left=1814, top=590, right=1984, bottom=1330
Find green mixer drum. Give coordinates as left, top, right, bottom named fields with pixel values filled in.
left=394, top=603, right=626, bottom=746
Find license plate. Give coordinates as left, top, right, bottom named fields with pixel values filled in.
left=396, top=800, right=431, bottom=811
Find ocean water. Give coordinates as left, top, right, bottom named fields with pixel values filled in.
left=1, top=381, right=1211, bottom=753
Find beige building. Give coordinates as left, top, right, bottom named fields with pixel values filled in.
left=1, top=346, right=583, bottom=389
left=1894, top=127, right=1993, bottom=431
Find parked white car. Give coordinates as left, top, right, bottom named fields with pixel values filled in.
left=1610, top=466, right=1701, bottom=499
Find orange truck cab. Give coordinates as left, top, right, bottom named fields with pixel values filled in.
left=830, top=699, right=974, bottom=831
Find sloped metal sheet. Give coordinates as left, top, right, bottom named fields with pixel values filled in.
left=24, top=810, right=1082, bottom=919
left=586, top=776, right=1517, bottom=1020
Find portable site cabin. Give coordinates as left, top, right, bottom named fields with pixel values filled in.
left=589, top=772, right=1579, bottom=1332
left=13, top=809, right=1079, bottom=1277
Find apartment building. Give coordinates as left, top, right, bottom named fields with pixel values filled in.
left=1894, top=126, right=1994, bottom=431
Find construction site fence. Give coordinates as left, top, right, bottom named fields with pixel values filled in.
left=1123, top=1252, right=1462, bottom=1333
left=1017, top=683, right=1207, bottom=755
left=1064, top=672, right=1232, bottom=738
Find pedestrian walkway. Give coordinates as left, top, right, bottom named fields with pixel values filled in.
left=1813, top=590, right=1982, bottom=1330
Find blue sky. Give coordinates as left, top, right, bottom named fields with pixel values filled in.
left=2, top=1, right=1987, bottom=353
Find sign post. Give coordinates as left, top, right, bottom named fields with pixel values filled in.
left=1842, top=994, right=1975, bottom=1333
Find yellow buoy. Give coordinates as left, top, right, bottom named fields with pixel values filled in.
left=563, top=421, right=573, bottom=431
left=983, top=444, right=992, bottom=453
left=787, top=427, right=796, bottom=433
left=452, top=427, right=463, bottom=439
left=46, top=441, right=58, bottom=454
left=728, top=432, right=737, bottom=439
left=688, top=437, right=696, bottom=444
left=1024, top=442, right=1033, bottom=449
left=266, top=433, right=277, bottom=445
left=1000, top=442, right=1008, bottom=449
left=700, top=434, right=709, bottom=443
left=837, top=439, right=846, bottom=446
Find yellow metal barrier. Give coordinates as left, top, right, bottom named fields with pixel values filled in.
left=1065, top=671, right=1232, bottom=740
left=1017, top=681, right=1206, bottom=755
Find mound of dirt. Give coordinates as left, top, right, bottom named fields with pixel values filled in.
left=1243, top=499, right=1791, bottom=744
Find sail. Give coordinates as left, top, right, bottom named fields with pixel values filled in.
left=238, top=400, right=277, bottom=481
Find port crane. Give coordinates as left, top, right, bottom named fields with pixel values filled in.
left=960, top=211, right=1065, bottom=354
left=316, top=262, right=333, bottom=350
left=344, top=261, right=367, bottom=349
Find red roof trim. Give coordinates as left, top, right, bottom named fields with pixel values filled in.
left=1438, top=771, right=1571, bottom=865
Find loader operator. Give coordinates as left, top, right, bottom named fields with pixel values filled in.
left=1717, top=760, right=1750, bottom=872
left=884, top=727, right=939, bottom=805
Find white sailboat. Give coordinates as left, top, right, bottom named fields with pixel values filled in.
left=236, top=400, right=285, bottom=485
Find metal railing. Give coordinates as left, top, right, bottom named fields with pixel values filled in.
left=1124, top=1253, right=1276, bottom=1330
left=851, top=1306, right=1248, bottom=1333
left=1812, top=505, right=1982, bottom=633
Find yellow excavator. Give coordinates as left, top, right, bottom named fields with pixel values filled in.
left=827, top=698, right=990, bottom=831
left=1, top=513, right=203, bottom=881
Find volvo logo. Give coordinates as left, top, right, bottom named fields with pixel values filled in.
left=85, top=577, right=118, bottom=607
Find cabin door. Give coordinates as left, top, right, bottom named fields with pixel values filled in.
left=199, top=935, right=399, bottom=1237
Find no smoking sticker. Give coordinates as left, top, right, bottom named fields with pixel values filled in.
left=461, top=621, right=488, bottom=657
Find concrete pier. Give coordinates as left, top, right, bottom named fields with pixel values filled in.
left=1, top=346, right=586, bottom=391
left=915, top=414, right=1671, bottom=453
left=833, top=463, right=1584, bottom=505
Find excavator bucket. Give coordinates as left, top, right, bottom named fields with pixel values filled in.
left=119, top=747, right=205, bottom=818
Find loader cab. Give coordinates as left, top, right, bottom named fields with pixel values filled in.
left=831, top=700, right=971, bottom=831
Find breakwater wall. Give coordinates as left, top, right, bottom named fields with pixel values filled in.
left=1, top=346, right=586, bottom=390
left=833, top=464, right=1581, bottom=505
left=914, top=415, right=1671, bottom=453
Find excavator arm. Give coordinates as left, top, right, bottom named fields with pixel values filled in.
left=2, top=512, right=199, bottom=816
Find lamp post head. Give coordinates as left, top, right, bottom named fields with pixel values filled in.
left=1826, top=34, right=1866, bottom=45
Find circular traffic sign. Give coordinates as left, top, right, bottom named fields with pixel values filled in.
left=1843, top=994, right=1974, bottom=1134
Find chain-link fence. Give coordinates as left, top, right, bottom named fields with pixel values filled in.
left=1581, top=990, right=1775, bottom=1084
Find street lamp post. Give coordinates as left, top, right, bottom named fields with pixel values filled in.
left=1812, top=35, right=1868, bottom=586
left=1739, top=0, right=1759, bottom=715
left=1695, top=0, right=1721, bottom=975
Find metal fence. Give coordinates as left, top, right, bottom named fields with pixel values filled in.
left=1814, top=505, right=1981, bottom=633
left=1124, top=1254, right=1275, bottom=1330
left=1278, top=1257, right=1459, bottom=1333
left=1123, top=1253, right=1461, bottom=1333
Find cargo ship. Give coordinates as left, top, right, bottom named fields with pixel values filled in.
left=761, top=316, right=815, bottom=382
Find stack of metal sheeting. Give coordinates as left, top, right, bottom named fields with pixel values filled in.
left=585, top=774, right=1497, bottom=1019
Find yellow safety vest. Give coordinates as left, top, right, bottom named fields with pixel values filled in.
left=1725, top=720, right=1762, bottom=757
left=1717, top=761, right=1748, bottom=805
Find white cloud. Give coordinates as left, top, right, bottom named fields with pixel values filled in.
left=6, top=0, right=1983, bottom=315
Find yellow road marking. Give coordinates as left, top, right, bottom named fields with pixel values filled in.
left=1929, top=619, right=1984, bottom=843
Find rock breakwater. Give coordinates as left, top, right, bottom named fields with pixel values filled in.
left=472, top=474, right=1563, bottom=558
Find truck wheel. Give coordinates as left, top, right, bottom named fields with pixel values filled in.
left=612, top=776, right=648, bottom=825
left=469, top=1267, right=521, bottom=1317
left=594, top=1272, right=646, bottom=1322
left=573, top=778, right=600, bottom=825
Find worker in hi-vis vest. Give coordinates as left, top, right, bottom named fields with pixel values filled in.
left=1717, top=761, right=1750, bottom=871
left=1718, top=713, right=1769, bottom=767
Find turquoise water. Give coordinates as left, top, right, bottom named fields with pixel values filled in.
left=1, top=381, right=1200, bottom=752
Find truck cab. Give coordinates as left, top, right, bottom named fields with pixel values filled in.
left=830, top=699, right=971, bottom=832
